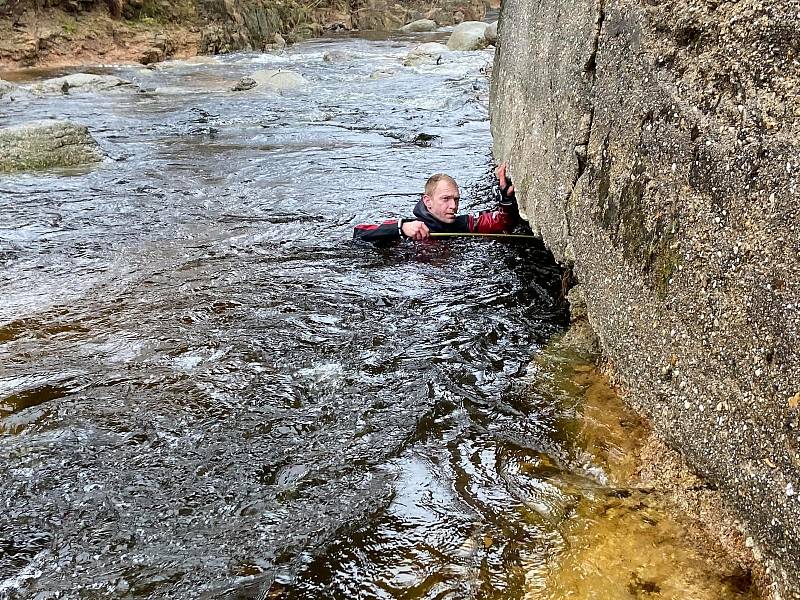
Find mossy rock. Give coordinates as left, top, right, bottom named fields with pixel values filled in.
left=0, top=120, right=103, bottom=173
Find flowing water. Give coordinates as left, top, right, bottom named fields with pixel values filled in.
left=0, top=29, right=758, bottom=600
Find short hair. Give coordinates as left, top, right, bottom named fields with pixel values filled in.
left=424, top=173, right=458, bottom=196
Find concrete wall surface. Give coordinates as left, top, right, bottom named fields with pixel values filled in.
left=490, top=0, right=799, bottom=594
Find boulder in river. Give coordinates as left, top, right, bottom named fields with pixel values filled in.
left=27, top=73, right=131, bottom=96
left=369, top=69, right=396, bottom=80
left=233, top=69, right=309, bottom=91
left=400, top=19, right=438, bottom=33
left=231, top=77, right=258, bottom=92
left=0, top=120, right=104, bottom=172
left=323, top=50, right=351, bottom=63
left=403, top=42, right=450, bottom=66
left=446, top=21, right=489, bottom=51
left=485, top=21, right=498, bottom=45
left=273, top=33, right=287, bottom=50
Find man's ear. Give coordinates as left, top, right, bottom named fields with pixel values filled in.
left=422, top=194, right=432, bottom=209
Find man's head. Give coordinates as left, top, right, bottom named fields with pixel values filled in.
left=423, top=174, right=460, bottom=224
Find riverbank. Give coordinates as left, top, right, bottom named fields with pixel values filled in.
left=0, top=6, right=200, bottom=69
left=0, top=0, right=489, bottom=69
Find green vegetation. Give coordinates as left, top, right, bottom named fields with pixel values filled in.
left=61, top=16, right=77, bottom=33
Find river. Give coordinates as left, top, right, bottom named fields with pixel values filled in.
left=0, top=27, right=758, bottom=600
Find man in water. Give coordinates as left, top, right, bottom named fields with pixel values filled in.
left=353, top=164, right=517, bottom=243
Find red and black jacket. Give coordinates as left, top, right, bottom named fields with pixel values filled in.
left=353, top=195, right=518, bottom=243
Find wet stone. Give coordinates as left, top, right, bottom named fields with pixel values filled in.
left=0, top=119, right=103, bottom=172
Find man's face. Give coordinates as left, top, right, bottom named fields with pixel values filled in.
left=424, top=180, right=460, bottom=224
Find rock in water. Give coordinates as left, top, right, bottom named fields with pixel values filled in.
left=485, top=21, right=498, bottom=45
left=400, top=19, right=438, bottom=33
left=404, top=42, right=450, bottom=66
left=446, top=21, right=489, bottom=50
left=0, top=120, right=103, bottom=172
left=27, top=74, right=131, bottom=95
left=231, top=77, right=258, bottom=92
left=249, top=70, right=308, bottom=90
left=323, top=50, right=351, bottom=63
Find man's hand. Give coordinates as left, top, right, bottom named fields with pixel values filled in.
left=402, top=221, right=430, bottom=240
left=496, top=163, right=515, bottom=204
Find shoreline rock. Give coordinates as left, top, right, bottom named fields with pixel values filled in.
left=0, top=79, right=17, bottom=98
left=484, top=21, right=497, bottom=45
left=400, top=19, right=438, bottom=33
left=446, top=20, right=489, bottom=51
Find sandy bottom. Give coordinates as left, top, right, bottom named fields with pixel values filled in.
left=525, top=343, right=768, bottom=600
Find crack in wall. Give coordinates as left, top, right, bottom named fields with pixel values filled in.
left=563, top=0, right=605, bottom=245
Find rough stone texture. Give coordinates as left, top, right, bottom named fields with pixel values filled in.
left=558, top=285, right=601, bottom=357
left=250, top=69, right=308, bottom=90
left=400, top=18, right=438, bottom=32
left=26, top=73, right=130, bottom=95
left=403, top=41, right=449, bottom=66
left=490, top=0, right=800, bottom=595
left=0, top=119, right=103, bottom=172
left=446, top=20, right=488, bottom=51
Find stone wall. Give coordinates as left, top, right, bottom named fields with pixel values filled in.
left=490, top=0, right=799, bottom=594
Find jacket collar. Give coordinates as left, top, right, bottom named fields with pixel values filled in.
left=412, top=199, right=455, bottom=232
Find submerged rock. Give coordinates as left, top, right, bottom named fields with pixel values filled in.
left=231, top=77, right=258, bottom=92
left=234, top=69, right=309, bottom=91
left=369, top=69, right=396, bottom=79
left=0, top=120, right=103, bottom=172
left=323, top=50, right=351, bottom=63
left=400, top=19, right=438, bottom=33
left=403, top=42, right=450, bottom=66
left=27, top=73, right=131, bottom=96
left=446, top=21, right=489, bottom=50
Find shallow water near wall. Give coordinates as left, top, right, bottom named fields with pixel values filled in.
left=0, top=30, right=757, bottom=599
